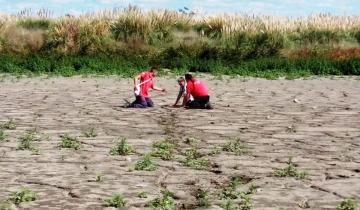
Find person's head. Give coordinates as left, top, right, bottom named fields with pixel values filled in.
left=177, top=76, right=185, bottom=86
left=185, top=73, right=193, bottom=81
left=149, top=67, right=159, bottom=77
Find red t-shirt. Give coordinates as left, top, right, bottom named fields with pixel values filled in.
left=186, top=79, right=209, bottom=97
left=139, top=71, right=154, bottom=97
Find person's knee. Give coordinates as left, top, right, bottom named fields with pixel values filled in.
left=147, top=101, right=154, bottom=107
left=185, top=101, right=198, bottom=109
left=145, top=98, right=154, bottom=107
left=137, top=97, right=148, bottom=106
left=133, top=104, right=147, bottom=108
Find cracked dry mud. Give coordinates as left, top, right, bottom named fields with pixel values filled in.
left=0, top=76, right=359, bottom=210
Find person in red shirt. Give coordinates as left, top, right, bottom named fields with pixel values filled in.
left=182, top=73, right=213, bottom=109
left=129, top=67, right=166, bottom=108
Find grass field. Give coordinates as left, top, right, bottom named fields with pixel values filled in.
left=0, top=55, right=360, bottom=79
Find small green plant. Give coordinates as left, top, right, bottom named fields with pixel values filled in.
left=181, top=148, right=210, bottom=170
left=220, top=177, right=255, bottom=209
left=151, top=139, right=175, bottom=160
left=219, top=176, right=243, bottom=200
left=195, top=189, right=211, bottom=208
left=137, top=192, right=148, bottom=198
left=135, top=154, right=157, bottom=171
left=0, top=130, right=7, bottom=142
left=274, top=157, right=308, bottom=180
left=147, top=190, right=175, bottom=210
left=59, top=135, right=81, bottom=150
left=239, top=194, right=252, bottom=210
left=31, top=149, right=40, bottom=155
left=336, top=198, right=358, bottom=210
left=298, top=200, right=310, bottom=209
left=247, top=184, right=258, bottom=195
left=83, top=128, right=97, bottom=138
left=104, top=194, right=126, bottom=208
left=223, top=200, right=237, bottom=210
left=0, top=201, right=11, bottom=210
left=18, top=131, right=41, bottom=154
left=96, top=174, right=104, bottom=182
left=8, top=187, right=38, bottom=205
left=209, top=146, right=222, bottom=156
left=0, top=119, right=16, bottom=130
left=110, top=138, right=134, bottom=156
left=185, top=137, right=199, bottom=145
left=223, top=138, right=248, bottom=155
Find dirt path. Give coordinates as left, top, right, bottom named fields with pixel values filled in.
left=0, top=76, right=359, bottom=210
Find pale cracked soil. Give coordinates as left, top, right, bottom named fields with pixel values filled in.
left=0, top=76, right=359, bottom=210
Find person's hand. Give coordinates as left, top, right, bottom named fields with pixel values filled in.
left=171, top=104, right=181, bottom=108
left=162, top=88, right=166, bottom=92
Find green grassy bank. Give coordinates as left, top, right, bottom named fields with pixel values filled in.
left=0, top=55, right=359, bottom=79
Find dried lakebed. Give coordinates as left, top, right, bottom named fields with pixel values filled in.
left=0, top=76, right=359, bottom=210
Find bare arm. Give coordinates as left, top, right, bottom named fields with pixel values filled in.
left=182, top=92, right=190, bottom=107
left=173, top=92, right=182, bottom=106
left=153, top=85, right=166, bottom=92
left=133, top=74, right=141, bottom=87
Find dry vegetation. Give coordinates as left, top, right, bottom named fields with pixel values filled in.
left=0, top=7, right=359, bottom=77
left=0, top=7, right=359, bottom=58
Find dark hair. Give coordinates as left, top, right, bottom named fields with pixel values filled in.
left=185, top=73, right=193, bottom=81
left=150, top=67, right=158, bottom=72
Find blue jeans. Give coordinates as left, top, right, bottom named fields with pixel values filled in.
left=131, top=96, right=154, bottom=108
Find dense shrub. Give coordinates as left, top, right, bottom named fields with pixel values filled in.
left=0, top=55, right=359, bottom=77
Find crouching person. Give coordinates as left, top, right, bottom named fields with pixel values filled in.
left=173, top=76, right=193, bottom=107
left=182, top=73, right=213, bottom=109
left=129, top=67, right=166, bottom=108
